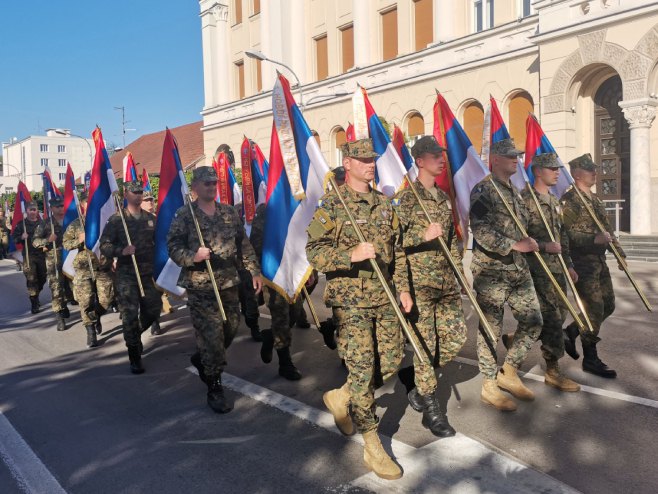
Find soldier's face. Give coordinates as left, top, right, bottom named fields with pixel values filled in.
left=493, top=154, right=518, bottom=175
left=125, top=190, right=143, bottom=207
left=141, top=199, right=154, bottom=212
left=574, top=169, right=597, bottom=188
left=344, top=157, right=375, bottom=183
left=535, top=167, right=560, bottom=186
left=417, top=152, right=445, bottom=177
left=51, top=204, right=64, bottom=218
left=27, top=208, right=38, bottom=220
left=193, top=180, right=217, bottom=202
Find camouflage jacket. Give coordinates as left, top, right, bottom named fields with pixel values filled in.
left=560, top=187, right=625, bottom=259
left=167, top=201, right=259, bottom=291
left=33, top=217, right=64, bottom=264
left=470, top=176, right=529, bottom=271
left=100, top=209, right=156, bottom=276
left=521, top=187, right=573, bottom=274
left=11, top=218, right=46, bottom=259
left=249, top=203, right=267, bottom=259
left=306, top=184, right=410, bottom=308
left=62, top=218, right=111, bottom=273
left=393, top=183, right=461, bottom=290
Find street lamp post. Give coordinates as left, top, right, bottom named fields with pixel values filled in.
left=245, top=50, right=304, bottom=109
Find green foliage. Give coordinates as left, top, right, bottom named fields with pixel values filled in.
left=378, top=116, right=392, bottom=139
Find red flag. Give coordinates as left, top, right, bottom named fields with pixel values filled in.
left=240, top=137, right=256, bottom=223
left=10, top=181, right=33, bottom=237
left=123, top=151, right=138, bottom=182
left=346, top=122, right=356, bottom=142
left=215, top=153, right=231, bottom=205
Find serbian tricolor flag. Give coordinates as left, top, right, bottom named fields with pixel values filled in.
left=62, top=164, right=80, bottom=278
left=352, top=86, right=414, bottom=195
left=481, top=96, right=512, bottom=169
left=86, top=127, right=119, bottom=255
left=262, top=73, right=330, bottom=300
left=345, top=122, right=356, bottom=142
left=155, top=128, right=188, bottom=296
left=434, top=93, right=490, bottom=240
left=251, top=139, right=269, bottom=205
left=123, top=152, right=138, bottom=183
left=8, top=181, right=32, bottom=263
left=42, top=165, right=62, bottom=218
left=142, top=168, right=153, bottom=195
left=392, top=124, right=414, bottom=171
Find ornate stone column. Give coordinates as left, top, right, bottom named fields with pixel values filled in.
left=620, top=99, right=657, bottom=235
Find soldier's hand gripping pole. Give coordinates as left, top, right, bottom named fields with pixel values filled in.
left=21, top=217, right=30, bottom=271
left=185, top=194, right=227, bottom=323
left=328, top=176, right=429, bottom=365
left=114, top=195, right=145, bottom=298
left=487, top=176, right=586, bottom=331
left=48, top=212, right=60, bottom=278
left=302, top=286, right=322, bottom=328
left=570, top=185, right=652, bottom=312
left=524, top=183, right=595, bottom=333
left=404, top=176, right=498, bottom=355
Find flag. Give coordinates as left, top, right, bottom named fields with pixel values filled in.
left=240, top=137, right=257, bottom=224
left=83, top=171, right=91, bottom=193
left=435, top=93, right=490, bottom=239
left=214, top=153, right=230, bottom=204
left=153, top=128, right=188, bottom=296
left=62, top=164, right=79, bottom=278
left=8, top=181, right=32, bottom=262
left=251, top=139, right=269, bottom=205
left=262, top=73, right=330, bottom=300
left=42, top=164, right=62, bottom=218
left=123, top=152, right=138, bottom=183
left=142, top=167, right=153, bottom=195
left=352, top=86, right=414, bottom=195
left=392, top=124, right=414, bottom=171
left=346, top=122, right=356, bottom=142
left=86, top=127, right=119, bottom=255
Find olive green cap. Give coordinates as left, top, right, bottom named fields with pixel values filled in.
left=531, top=152, right=563, bottom=169
left=491, top=138, right=524, bottom=157
left=340, top=138, right=379, bottom=159
left=568, top=153, right=599, bottom=172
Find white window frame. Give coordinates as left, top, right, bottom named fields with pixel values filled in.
left=40, top=144, right=49, bottom=152
left=58, top=144, right=66, bottom=153
left=473, top=0, right=494, bottom=33
left=58, top=159, right=67, bottom=167
left=59, top=173, right=66, bottom=181
left=518, top=0, right=533, bottom=18
left=40, top=158, right=49, bottom=167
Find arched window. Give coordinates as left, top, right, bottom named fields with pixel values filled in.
left=332, top=127, right=346, bottom=166
left=463, top=101, right=484, bottom=154
left=508, top=91, right=534, bottom=148
left=406, top=112, right=425, bottom=145
left=311, top=130, right=321, bottom=148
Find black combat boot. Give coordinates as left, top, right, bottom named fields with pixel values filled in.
left=277, top=347, right=302, bottom=380
left=207, top=376, right=232, bottom=413
left=246, top=317, right=262, bottom=342
left=406, top=387, right=425, bottom=412
left=318, top=319, right=337, bottom=350
left=30, top=296, right=39, bottom=314
left=56, top=312, right=67, bottom=331
left=582, top=343, right=617, bottom=378
left=85, top=325, right=98, bottom=348
left=150, top=320, right=164, bottom=336
left=61, top=306, right=70, bottom=319
left=95, top=318, right=103, bottom=335
left=190, top=352, right=207, bottom=384
left=260, top=329, right=274, bottom=363
left=418, top=392, right=456, bottom=438
left=127, top=346, right=144, bottom=374
left=563, top=324, right=580, bottom=360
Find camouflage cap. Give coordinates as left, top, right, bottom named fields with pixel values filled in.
left=124, top=180, right=144, bottom=193
left=192, top=165, right=218, bottom=182
left=340, top=138, right=380, bottom=159
left=142, top=190, right=154, bottom=200
left=49, top=196, right=64, bottom=207
left=568, top=153, right=599, bottom=172
left=411, top=135, right=446, bottom=158
left=25, top=200, right=38, bottom=210
left=491, top=138, right=524, bottom=157
left=532, top=152, right=563, bottom=169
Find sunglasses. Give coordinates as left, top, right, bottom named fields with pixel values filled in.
left=203, top=181, right=218, bottom=186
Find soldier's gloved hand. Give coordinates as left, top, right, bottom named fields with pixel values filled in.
left=544, top=241, right=562, bottom=254
left=252, top=274, right=263, bottom=295
left=48, top=233, right=57, bottom=243
left=78, top=232, right=85, bottom=244
left=122, top=245, right=136, bottom=256
left=193, top=247, right=211, bottom=262
left=512, top=237, right=539, bottom=253
left=21, top=232, right=29, bottom=240
left=351, top=242, right=376, bottom=262
left=568, top=267, right=579, bottom=283
left=399, top=291, right=414, bottom=313
left=594, top=232, right=612, bottom=244
left=423, top=223, right=443, bottom=242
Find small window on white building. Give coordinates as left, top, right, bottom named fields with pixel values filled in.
left=40, top=144, right=49, bottom=152
left=59, top=173, right=66, bottom=181
left=519, top=0, right=532, bottom=17
left=59, top=159, right=66, bottom=167
left=58, top=145, right=66, bottom=153
left=41, top=158, right=49, bottom=167
left=474, top=0, right=494, bottom=32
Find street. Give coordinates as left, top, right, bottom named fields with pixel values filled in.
left=0, top=256, right=657, bottom=494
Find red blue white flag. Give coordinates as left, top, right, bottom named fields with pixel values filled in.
left=8, top=181, right=32, bottom=262
left=123, top=151, right=138, bottom=183
left=62, top=164, right=80, bottom=278
left=142, top=167, right=153, bottom=195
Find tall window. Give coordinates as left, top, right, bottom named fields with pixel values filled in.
left=59, top=173, right=66, bottom=181
left=341, top=25, right=354, bottom=73
left=315, top=34, right=328, bottom=80
left=333, top=127, right=347, bottom=166
left=519, top=0, right=532, bottom=17
left=508, top=92, right=534, bottom=147
left=41, top=158, right=49, bottom=167
left=255, top=59, right=262, bottom=92
left=414, top=0, right=433, bottom=50
left=40, top=144, right=48, bottom=152
left=381, top=8, right=398, bottom=62
left=474, top=0, right=494, bottom=32
left=57, top=145, right=66, bottom=153
left=252, top=0, right=260, bottom=15
left=235, top=60, right=245, bottom=99
left=234, top=0, right=242, bottom=24
left=463, top=102, right=484, bottom=154
left=407, top=112, right=425, bottom=145
left=58, top=159, right=66, bottom=167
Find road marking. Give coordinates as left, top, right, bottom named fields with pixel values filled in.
left=453, top=356, right=658, bottom=409
left=0, top=411, right=67, bottom=494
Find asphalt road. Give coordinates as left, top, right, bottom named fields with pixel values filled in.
left=0, top=256, right=657, bottom=494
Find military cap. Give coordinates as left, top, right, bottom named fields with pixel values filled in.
left=49, top=196, right=64, bottom=207
left=78, top=191, right=88, bottom=201
left=491, top=138, right=524, bottom=157
left=332, top=166, right=346, bottom=184
left=568, top=153, right=599, bottom=172
left=124, top=180, right=144, bottom=193
left=142, top=190, right=154, bottom=200
left=340, top=138, right=380, bottom=159
left=411, top=135, right=446, bottom=158
left=192, top=166, right=218, bottom=182
left=25, top=200, right=38, bottom=210
left=531, top=152, right=563, bottom=169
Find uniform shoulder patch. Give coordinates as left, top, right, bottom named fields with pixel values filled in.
left=391, top=198, right=401, bottom=207
left=308, top=209, right=335, bottom=239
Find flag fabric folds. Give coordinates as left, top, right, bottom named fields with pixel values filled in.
left=8, top=181, right=32, bottom=262
left=62, top=164, right=79, bottom=278
left=345, top=122, right=356, bottom=142
left=142, top=168, right=153, bottom=195
left=240, top=137, right=257, bottom=225
left=42, top=165, right=62, bottom=218
left=153, top=128, right=188, bottom=296
left=251, top=139, right=269, bottom=205
left=123, top=152, right=138, bottom=183
left=392, top=124, right=414, bottom=171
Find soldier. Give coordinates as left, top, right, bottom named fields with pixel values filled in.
left=33, top=197, right=69, bottom=331
left=561, top=153, right=623, bottom=378
left=0, top=209, right=9, bottom=259
left=518, top=153, right=580, bottom=392
left=62, top=193, right=115, bottom=348
left=306, top=138, right=412, bottom=480
left=12, top=201, right=47, bottom=313
left=470, top=138, right=543, bottom=412
left=140, top=189, right=166, bottom=336
left=394, top=136, right=467, bottom=437
left=167, top=166, right=262, bottom=413
left=250, top=202, right=303, bottom=380
left=100, top=181, right=162, bottom=374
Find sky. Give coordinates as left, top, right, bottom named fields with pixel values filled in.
left=0, top=0, right=203, bottom=148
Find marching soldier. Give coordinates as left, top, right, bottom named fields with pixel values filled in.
left=12, top=201, right=47, bottom=313
left=33, top=197, right=69, bottom=331
left=307, top=138, right=412, bottom=480
left=561, top=153, right=624, bottom=378
left=0, top=209, right=9, bottom=259
left=167, top=166, right=262, bottom=413
left=470, top=138, right=543, bottom=412
left=140, top=189, right=166, bottom=335
left=519, top=153, right=580, bottom=391
left=100, top=181, right=162, bottom=374
left=394, top=136, right=467, bottom=437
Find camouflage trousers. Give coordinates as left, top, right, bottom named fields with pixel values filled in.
left=72, top=269, right=114, bottom=326
left=188, top=286, right=240, bottom=378
left=530, top=269, right=567, bottom=362
left=267, top=287, right=292, bottom=350
left=334, top=304, right=404, bottom=433
left=115, top=272, right=162, bottom=348
left=46, top=255, right=67, bottom=313
left=407, top=284, right=467, bottom=396
left=567, top=255, right=615, bottom=345
left=238, top=268, right=260, bottom=325
left=23, top=255, right=47, bottom=297
left=472, top=266, right=543, bottom=379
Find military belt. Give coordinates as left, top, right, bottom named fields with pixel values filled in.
left=189, top=257, right=234, bottom=272
left=326, top=266, right=389, bottom=281
left=473, top=240, right=514, bottom=265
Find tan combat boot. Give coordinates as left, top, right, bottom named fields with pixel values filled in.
left=362, top=430, right=402, bottom=480
left=481, top=378, right=517, bottom=411
left=545, top=360, right=581, bottom=392
left=323, top=383, right=354, bottom=435
left=497, top=363, right=535, bottom=401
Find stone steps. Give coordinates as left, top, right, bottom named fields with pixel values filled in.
left=618, top=234, right=658, bottom=262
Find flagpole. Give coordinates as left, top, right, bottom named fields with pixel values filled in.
left=73, top=189, right=96, bottom=282
left=301, top=286, right=322, bottom=329
left=21, top=213, right=30, bottom=271
left=114, top=195, right=145, bottom=298
left=43, top=174, right=60, bottom=277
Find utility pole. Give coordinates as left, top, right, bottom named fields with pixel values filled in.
left=114, top=106, right=135, bottom=148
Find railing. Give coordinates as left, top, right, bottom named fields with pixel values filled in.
left=603, top=199, right=625, bottom=235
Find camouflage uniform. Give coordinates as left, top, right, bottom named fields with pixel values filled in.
left=307, top=182, right=409, bottom=433
left=62, top=218, right=114, bottom=326
left=33, top=217, right=68, bottom=313
left=12, top=218, right=47, bottom=297
left=470, top=175, right=543, bottom=380
left=394, top=182, right=467, bottom=395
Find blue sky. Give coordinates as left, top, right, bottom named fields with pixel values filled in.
left=0, top=1, right=203, bottom=148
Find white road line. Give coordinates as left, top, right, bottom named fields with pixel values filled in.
left=453, top=356, right=658, bottom=409
left=0, top=411, right=67, bottom=494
